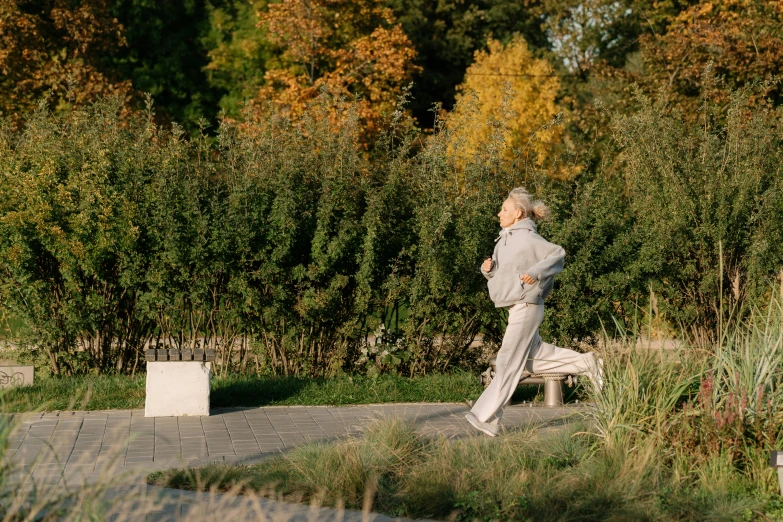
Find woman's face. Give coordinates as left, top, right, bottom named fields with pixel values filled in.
left=498, top=198, right=522, bottom=228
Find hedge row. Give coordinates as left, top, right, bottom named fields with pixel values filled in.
left=2, top=90, right=782, bottom=376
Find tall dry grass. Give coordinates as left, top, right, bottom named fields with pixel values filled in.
left=151, top=414, right=772, bottom=520
left=5, top=297, right=783, bottom=520
left=591, top=295, right=783, bottom=489
left=0, top=412, right=119, bottom=520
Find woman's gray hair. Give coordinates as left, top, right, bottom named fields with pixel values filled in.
left=507, top=187, right=550, bottom=220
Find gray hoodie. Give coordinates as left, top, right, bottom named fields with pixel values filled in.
left=480, top=218, right=565, bottom=307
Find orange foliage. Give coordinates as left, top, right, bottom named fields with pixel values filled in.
left=248, top=0, right=420, bottom=141
left=0, top=0, right=132, bottom=126
left=641, top=0, right=783, bottom=114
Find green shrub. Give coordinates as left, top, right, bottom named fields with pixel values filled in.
left=4, top=84, right=783, bottom=374
left=618, top=89, right=783, bottom=333
left=0, top=90, right=511, bottom=376
left=0, top=96, right=161, bottom=375
left=540, top=87, right=783, bottom=343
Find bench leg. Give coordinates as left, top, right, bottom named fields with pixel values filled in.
left=543, top=380, right=564, bottom=407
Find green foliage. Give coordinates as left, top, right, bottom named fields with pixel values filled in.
left=542, top=87, right=783, bottom=342
left=201, top=0, right=275, bottom=118
left=108, top=0, right=224, bottom=132
left=0, top=310, right=27, bottom=340
left=358, top=328, right=412, bottom=378
left=0, top=95, right=159, bottom=375
left=4, top=81, right=783, bottom=374
left=614, top=89, right=783, bottom=333
left=0, top=90, right=489, bottom=375
left=0, top=92, right=369, bottom=375
left=218, top=97, right=375, bottom=375
left=540, top=170, right=643, bottom=343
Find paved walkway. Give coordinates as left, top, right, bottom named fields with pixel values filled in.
left=4, top=403, right=584, bottom=521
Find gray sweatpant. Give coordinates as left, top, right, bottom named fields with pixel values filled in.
left=471, top=303, right=594, bottom=424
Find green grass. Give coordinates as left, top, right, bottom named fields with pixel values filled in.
left=147, top=417, right=782, bottom=521
left=210, top=371, right=494, bottom=408
left=0, top=371, right=500, bottom=412
left=0, top=374, right=147, bottom=411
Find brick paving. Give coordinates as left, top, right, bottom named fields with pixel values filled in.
left=3, top=403, right=583, bottom=521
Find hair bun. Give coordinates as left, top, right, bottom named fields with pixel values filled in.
left=508, top=187, right=550, bottom=220
left=531, top=200, right=550, bottom=219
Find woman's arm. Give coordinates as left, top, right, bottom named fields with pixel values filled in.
left=480, top=257, right=496, bottom=280
left=524, top=244, right=566, bottom=281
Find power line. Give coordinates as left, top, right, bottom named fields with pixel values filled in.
left=464, top=72, right=579, bottom=77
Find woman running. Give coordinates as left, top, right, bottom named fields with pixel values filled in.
left=465, top=187, right=602, bottom=437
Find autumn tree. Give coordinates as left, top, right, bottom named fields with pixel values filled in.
left=250, top=0, right=420, bottom=139
left=638, top=0, right=783, bottom=115
left=557, top=0, right=783, bottom=134
left=387, top=0, right=550, bottom=128
left=0, top=0, right=131, bottom=126
left=446, top=35, right=566, bottom=174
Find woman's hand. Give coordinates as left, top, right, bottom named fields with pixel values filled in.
left=482, top=258, right=494, bottom=272
left=520, top=274, right=536, bottom=285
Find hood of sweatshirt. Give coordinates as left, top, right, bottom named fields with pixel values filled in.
left=506, top=218, right=536, bottom=233
left=497, top=218, right=537, bottom=243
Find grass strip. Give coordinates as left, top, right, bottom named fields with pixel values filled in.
left=148, top=418, right=781, bottom=521
left=209, top=371, right=489, bottom=407
left=0, top=371, right=490, bottom=412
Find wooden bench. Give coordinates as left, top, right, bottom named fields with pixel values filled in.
left=144, top=348, right=215, bottom=417
left=480, top=357, right=577, bottom=407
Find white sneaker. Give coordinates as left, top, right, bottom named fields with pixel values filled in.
left=465, top=412, right=498, bottom=437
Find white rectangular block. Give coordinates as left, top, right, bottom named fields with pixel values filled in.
left=0, top=365, right=34, bottom=388
left=145, top=361, right=211, bottom=417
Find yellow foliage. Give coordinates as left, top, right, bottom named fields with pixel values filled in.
left=446, top=35, right=566, bottom=175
